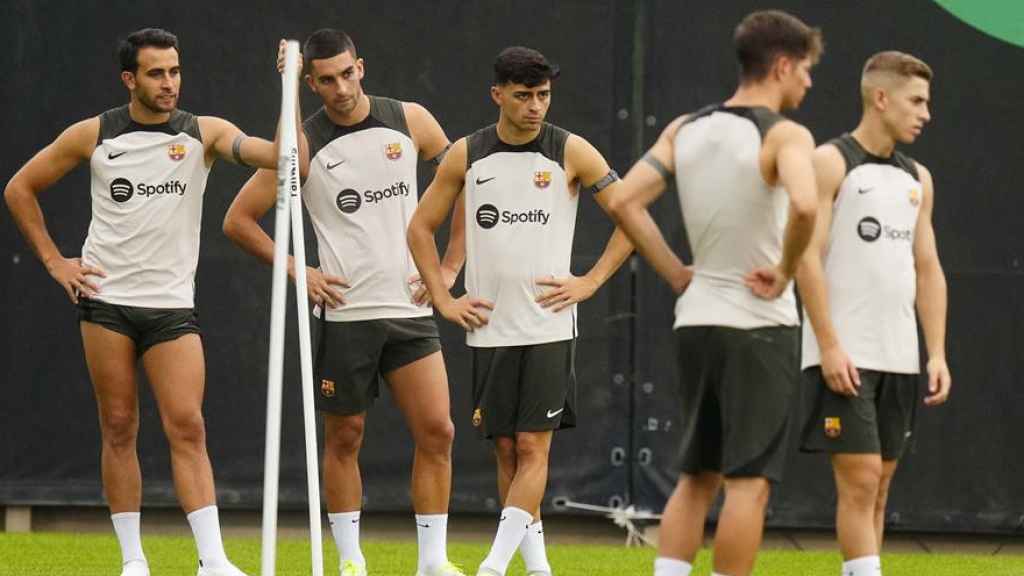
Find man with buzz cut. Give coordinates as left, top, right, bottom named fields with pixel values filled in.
left=609, top=10, right=822, bottom=576
left=408, top=45, right=633, bottom=576
left=4, top=28, right=287, bottom=576
left=796, top=51, right=950, bottom=576
left=224, top=29, right=466, bottom=576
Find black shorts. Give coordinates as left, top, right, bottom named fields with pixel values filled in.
left=77, top=297, right=201, bottom=355
left=800, top=367, right=919, bottom=460
left=470, top=339, right=577, bottom=439
left=674, top=325, right=799, bottom=483
left=314, top=316, right=441, bottom=415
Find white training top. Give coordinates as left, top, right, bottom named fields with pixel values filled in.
left=463, top=123, right=578, bottom=347
left=802, top=134, right=922, bottom=373
left=82, top=105, right=210, bottom=308
left=301, top=97, right=431, bottom=322
left=672, top=105, right=799, bottom=330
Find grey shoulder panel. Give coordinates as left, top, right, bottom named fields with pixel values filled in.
left=539, top=123, right=570, bottom=168
left=466, top=124, right=500, bottom=168
left=97, top=105, right=132, bottom=144
left=168, top=109, right=202, bottom=141
left=830, top=133, right=919, bottom=181
left=369, top=96, right=410, bottom=138
left=302, top=107, right=335, bottom=160
left=828, top=134, right=864, bottom=176
left=747, top=107, right=785, bottom=139
left=678, top=104, right=720, bottom=130
left=892, top=151, right=920, bottom=181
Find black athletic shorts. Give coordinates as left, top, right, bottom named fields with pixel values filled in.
left=674, top=325, right=799, bottom=483
left=77, top=297, right=201, bottom=355
left=470, top=339, right=577, bottom=439
left=313, top=316, right=441, bottom=415
left=800, top=367, right=919, bottom=460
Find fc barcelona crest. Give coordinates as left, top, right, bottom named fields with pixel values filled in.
left=321, top=379, right=336, bottom=398
left=824, top=417, right=841, bottom=439
left=472, top=408, right=483, bottom=427
left=534, top=171, right=552, bottom=189
left=909, top=187, right=921, bottom=207
left=385, top=142, right=403, bottom=160
left=167, top=143, right=186, bottom=161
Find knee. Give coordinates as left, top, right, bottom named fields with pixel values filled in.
left=494, top=437, right=517, bottom=467
left=100, top=407, right=139, bottom=450
left=163, top=411, right=206, bottom=448
left=416, top=417, right=455, bottom=456
left=840, top=465, right=882, bottom=509
left=324, top=416, right=365, bottom=459
left=725, top=477, right=771, bottom=511
left=679, top=472, right=722, bottom=502
left=514, top=434, right=550, bottom=466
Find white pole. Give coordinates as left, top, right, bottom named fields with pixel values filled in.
left=261, top=39, right=301, bottom=576
left=287, top=64, right=326, bottom=576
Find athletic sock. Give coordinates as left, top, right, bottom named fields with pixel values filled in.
left=842, top=555, right=882, bottom=576
left=653, top=556, right=692, bottom=576
left=416, top=513, right=449, bottom=572
left=518, top=520, right=552, bottom=574
left=186, top=505, right=229, bottom=569
left=328, top=511, right=367, bottom=568
left=111, top=512, right=147, bottom=565
left=479, top=507, right=532, bottom=575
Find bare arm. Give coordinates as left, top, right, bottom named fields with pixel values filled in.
left=794, top=144, right=861, bottom=396
left=536, top=134, right=634, bottom=311
left=745, top=121, right=818, bottom=299
left=408, top=139, right=492, bottom=330
left=4, top=117, right=106, bottom=302
left=607, top=116, right=692, bottom=293
left=405, top=102, right=464, bottom=304
left=223, top=167, right=347, bottom=307
left=913, top=164, right=951, bottom=405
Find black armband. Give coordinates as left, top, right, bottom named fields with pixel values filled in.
left=232, top=134, right=249, bottom=166
left=428, top=142, right=452, bottom=166
left=641, top=151, right=671, bottom=182
left=583, top=169, right=620, bottom=195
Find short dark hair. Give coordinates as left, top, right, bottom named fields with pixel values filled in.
left=734, top=10, right=823, bottom=82
left=304, top=29, right=357, bottom=72
left=494, top=46, right=560, bottom=87
left=118, top=28, right=179, bottom=73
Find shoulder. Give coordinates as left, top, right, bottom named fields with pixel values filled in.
left=59, top=116, right=102, bottom=157
left=368, top=95, right=410, bottom=136
left=813, top=141, right=847, bottom=171
left=914, top=160, right=933, bottom=189
left=766, top=119, right=814, bottom=147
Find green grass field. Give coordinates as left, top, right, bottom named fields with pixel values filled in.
left=1, top=533, right=1022, bottom=576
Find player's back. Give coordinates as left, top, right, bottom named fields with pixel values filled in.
left=673, top=105, right=798, bottom=329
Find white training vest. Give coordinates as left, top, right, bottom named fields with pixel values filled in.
left=802, top=134, right=922, bottom=373
left=464, top=123, right=578, bottom=347
left=302, top=98, right=431, bottom=322
left=672, top=105, right=799, bottom=330
left=82, top=105, right=209, bottom=308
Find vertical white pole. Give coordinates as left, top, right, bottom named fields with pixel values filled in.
left=261, top=39, right=301, bottom=576
left=287, top=63, right=326, bottom=576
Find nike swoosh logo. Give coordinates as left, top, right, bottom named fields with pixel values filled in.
left=476, top=176, right=496, bottom=185
left=546, top=408, right=564, bottom=418
left=108, top=152, right=126, bottom=160
left=351, top=519, right=359, bottom=524
left=857, top=187, right=873, bottom=194
left=500, top=515, right=507, bottom=522
left=417, top=523, right=431, bottom=528
left=327, top=160, right=346, bottom=170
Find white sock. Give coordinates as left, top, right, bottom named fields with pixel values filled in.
left=712, top=573, right=732, bottom=576
left=842, top=555, right=882, bottom=576
left=479, top=507, right=532, bottom=575
left=416, top=513, right=449, bottom=572
left=518, top=520, right=551, bottom=574
left=111, top=512, right=146, bottom=565
left=186, top=505, right=229, bottom=569
left=653, top=557, right=692, bottom=576
left=328, top=511, right=366, bottom=568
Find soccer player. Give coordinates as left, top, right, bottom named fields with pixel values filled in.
left=407, top=46, right=633, bottom=576
left=223, top=29, right=465, bottom=576
left=608, top=10, right=822, bottom=576
left=4, top=28, right=286, bottom=576
left=796, top=51, right=949, bottom=576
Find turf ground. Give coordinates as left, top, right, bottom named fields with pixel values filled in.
left=2, top=533, right=1023, bottom=576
